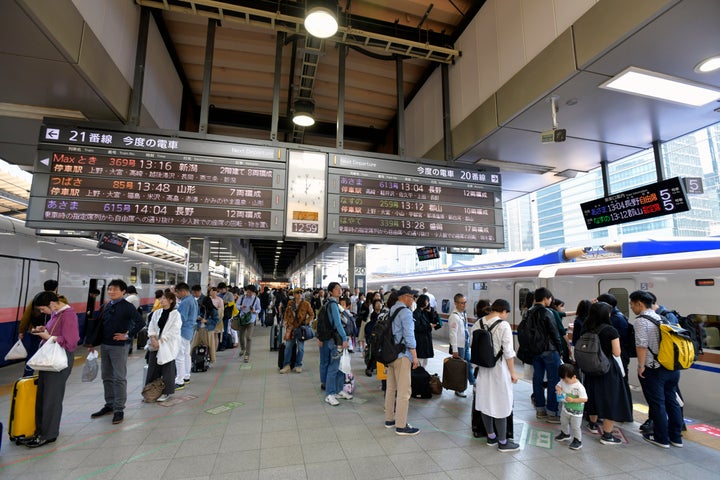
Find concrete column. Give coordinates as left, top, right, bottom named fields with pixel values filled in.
left=348, top=244, right=366, bottom=293
left=187, top=238, right=209, bottom=289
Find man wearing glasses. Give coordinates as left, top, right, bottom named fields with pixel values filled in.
left=449, top=293, right=475, bottom=397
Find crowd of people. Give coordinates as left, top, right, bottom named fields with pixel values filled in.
left=11, top=278, right=689, bottom=455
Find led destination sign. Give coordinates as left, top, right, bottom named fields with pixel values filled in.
left=581, top=177, right=690, bottom=230
left=337, top=216, right=500, bottom=243
left=338, top=176, right=497, bottom=206
left=339, top=196, right=495, bottom=224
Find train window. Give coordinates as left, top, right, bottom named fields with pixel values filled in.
left=178, top=272, right=185, bottom=283
left=140, top=267, right=151, bottom=285
left=155, top=270, right=166, bottom=285
left=130, top=267, right=137, bottom=285
left=518, top=287, right=531, bottom=312
left=691, top=314, right=720, bottom=351
left=608, top=287, right=629, bottom=318
left=168, top=273, right=176, bottom=285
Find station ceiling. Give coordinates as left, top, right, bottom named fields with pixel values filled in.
left=1, top=0, right=719, bottom=279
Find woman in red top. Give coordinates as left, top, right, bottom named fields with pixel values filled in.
left=23, top=291, right=80, bottom=448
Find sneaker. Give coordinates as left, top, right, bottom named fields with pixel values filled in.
left=555, top=431, right=571, bottom=442
left=365, top=368, right=373, bottom=377
left=384, top=420, right=396, bottom=428
left=183, top=377, right=191, bottom=383
left=325, top=394, right=339, bottom=406
left=498, top=440, right=520, bottom=452
left=600, top=433, right=621, bottom=445
left=639, top=419, right=653, bottom=433
left=112, top=412, right=124, bottom=424
left=585, top=421, right=599, bottom=434
left=455, top=391, right=467, bottom=398
left=294, top=367, right=302, bottom=373
left=157, top=394, right=169, bottom=402
left=279, top=365, right=291, bottom=374
left=670, top=440, right=683, bottom=448
left=536, top=410, right=548, bottom=419
left=321, top=383, right=325, bottom=390
left=174, top=383, right=185, bottom=390
left=486, top=436, right=498, bottom=446
left=569, top=438, right=582, bottom=450
left=91, top=405, right=113, bottom=418
left=396, top=425, right=420, bottom=436
left=546, top=415, right=561, bottom=424
left=336, top=390, right=353, bottom=400
left=243, top=355, right=249, bottom=363
left=643, top=433, right=669, bottom=448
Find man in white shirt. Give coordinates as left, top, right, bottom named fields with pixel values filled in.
left=349, top=287, right=360, bottom=315
left=448, top=293, right=474, bottom=397
left=422, top=288, right=437, bottom=310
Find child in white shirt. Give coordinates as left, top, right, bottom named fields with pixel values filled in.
left=555, top=363, right=588, bottom=450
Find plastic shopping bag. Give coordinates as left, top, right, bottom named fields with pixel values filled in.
left=27, top=336, right=68, bottom=372
left=4, top=339, right=28, bottom=361
left=82, top=350, right=99, bottom=382
left=339, top=348, right=352, bottom=375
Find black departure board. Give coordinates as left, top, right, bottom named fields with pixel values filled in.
left=27, top=122, right=286, bottom=237
left=327, top=154, right=504, bottom=248
left=581, top=177, right=690, bottom=230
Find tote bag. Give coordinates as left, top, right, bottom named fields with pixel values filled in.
left=27, top=337, right=68, bottom=372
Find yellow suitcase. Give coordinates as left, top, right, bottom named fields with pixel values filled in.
left=9, top=376, right=37, bottom=442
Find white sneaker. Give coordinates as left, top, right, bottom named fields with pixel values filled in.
left=336, top=390, right=353, bottom=400
left=157, top=394, right=169, bottom=402
left=294, top=367, right=302, bottom=373
left=279, top=365, right=291, bottom=374
left=325, top=394, right=340, bottom=406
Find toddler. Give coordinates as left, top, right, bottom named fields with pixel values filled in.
left=554, top=364, right=588, bottom=450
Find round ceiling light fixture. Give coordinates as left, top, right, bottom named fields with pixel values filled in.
left=695, top=55, right=720, bottom=73
left=304, top=0, right=338, bottom=39
left=292, top=99, right=315, bottom=127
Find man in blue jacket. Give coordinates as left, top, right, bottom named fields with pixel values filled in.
left=88, top=279, right=141, bottom=425
left=174, top=282, right=198, bottom=389
left=384, top=285, right=419, bottom=435
left=318, top=282, right=351, bottom=406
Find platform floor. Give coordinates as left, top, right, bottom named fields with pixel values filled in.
left=2, top=326, right=720, bottom=480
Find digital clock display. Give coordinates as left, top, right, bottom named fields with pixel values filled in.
left=327, top=154, right=503, bottom=248
left=27, top=122, right=286, bottom=237
left=581, top=177, right=690, bottom=230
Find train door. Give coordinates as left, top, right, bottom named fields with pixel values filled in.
left=0, top=254, right=59, bottom=366
left=598, top=278, right=635, bottom=318
left=512, top=281, right=536, bottom=351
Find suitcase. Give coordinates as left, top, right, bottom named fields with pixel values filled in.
left=472, top=390, right=514, bottom=439
left=264, top=310, right=276, bottom=327
left=9, top=376, right=38, bottom=443
left=277, top=342, right=297, bottom=369
left=136, top=327, right=148, bottom=350
left=411, top=366, right=433, bottom=399
left=270, top=324, right=283, bottom=351
left=442, top=357, right=468, bottom=392
left=191, top=345, right=210, bottom=372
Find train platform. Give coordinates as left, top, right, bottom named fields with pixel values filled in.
left=1, top=326, right=719, bottom=480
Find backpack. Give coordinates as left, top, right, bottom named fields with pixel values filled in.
left=639, top=314, right=695, bottom=370
left=369, top=307, right=407, bottom=365
left=574, top=325, right=611, bottom=375
left=622, top=322, right=637, bottom=358
left=315, top=305, right=333, bottom=341
left=516, top=306, right=548, bottom=363
left=470, top=320, right=503, bottom=368
left=658, top=309, right=702, bottom=357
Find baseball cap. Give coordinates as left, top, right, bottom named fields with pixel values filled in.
left=293, top=288, right=304, bottom=294
left=397, top=285, right=418, bottom=297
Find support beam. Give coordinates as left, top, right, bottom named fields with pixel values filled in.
left=337, top=45, right=347, bottom=151
left=271, top=32, right=284, bottom=143
left=396, top=56, right=405, bottom=158
left=199, top=19, right=217, bottom=135
left=128, top=7, right=150, bottom=127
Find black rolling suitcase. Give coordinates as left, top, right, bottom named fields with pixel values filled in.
left=264, top=309, right=276, bottom=327
left=270, top=324, right=283, bottom=351
left=191, top=344, right=210, bottom=372
left=411, top=366, right=433, bottom=399
left=472, top=390, right=514, bottom=439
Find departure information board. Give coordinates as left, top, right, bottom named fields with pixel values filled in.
left=581, top=176, right=690, bottom=230
left=327, top=154, right=504, bottom=248
left=27, top=123, right=286, bottom=237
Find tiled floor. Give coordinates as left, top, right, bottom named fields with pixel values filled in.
left=1, top=327, right=719, bottom=480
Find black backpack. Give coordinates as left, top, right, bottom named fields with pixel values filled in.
left=470, top=320, right=503, bottom=368
left=622, top=322, right=637, bottom=358
left=516, top=306, right=548, bottom=363
left=659, top=309, right=702, bottom=357
left=315, top=305, right=333, bottom=341
left=369, top=307, right=406, bottom=365
left=574, top=325, right=610, bottom=375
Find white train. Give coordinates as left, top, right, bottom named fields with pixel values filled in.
left=0, top=216, right=220, bottom=366
left=368, top=240, right=720, bottom=416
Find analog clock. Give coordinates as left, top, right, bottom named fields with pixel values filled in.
left=286, top=151, right=327, bottom=239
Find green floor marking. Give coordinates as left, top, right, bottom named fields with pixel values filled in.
left=239, top=364, right=252, bottom=370
left=528, top=428, right=553, bottom=449
left=205, top=401, right=245, bottom=415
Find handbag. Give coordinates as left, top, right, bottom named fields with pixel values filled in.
left=231, top=312, right=252, bottom=330
left=4, top=339, right=28, bottom=361
left=27, top=337, right=68, bottom=372
left=294, top=325, right=315, bottom=342
left=142, top=378, right=165, bottom=402
left=429, top=373, right=442, bottom=395
left=82, top=350, right=99, bottom=382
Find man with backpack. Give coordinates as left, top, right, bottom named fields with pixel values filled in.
left=517, top=287, right=563, bottom=423
left=383, top=286, right=419, bottom=436
left=630, top=290, right=684, bottom=449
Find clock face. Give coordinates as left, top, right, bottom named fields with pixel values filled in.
left=286, top=151, right=327, bottom=239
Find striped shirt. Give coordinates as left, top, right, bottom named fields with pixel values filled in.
left=634, top=308, right=662, bottom=369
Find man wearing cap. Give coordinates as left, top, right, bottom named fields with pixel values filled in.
left=384, top=285, right=420, bottom=435
left=280, top=288, right=315, bottom=373
left=237, top=284, right=261, bottom=363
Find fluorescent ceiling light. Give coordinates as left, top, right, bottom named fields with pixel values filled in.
left=600, top=66, right=720, bottom=106
left=695, top=55, right=720, bottom=73
left=474, top=158, right=554, bottom=175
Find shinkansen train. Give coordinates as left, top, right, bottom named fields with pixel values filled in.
left=368, top=240, right=720, bottom=416
left=0, top=216, right=220, bottom=367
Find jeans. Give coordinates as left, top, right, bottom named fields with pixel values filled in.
left=319, top=338, right=343, bottom=395
left=457, top=347, right=475, bottom=386
left=532, top=350, right=561, bottom=415
left=639, top=367, right=683, bottom=445
left=100, top=344, right=128, bottom=412
left=284, top=337, right=305, bottom=367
